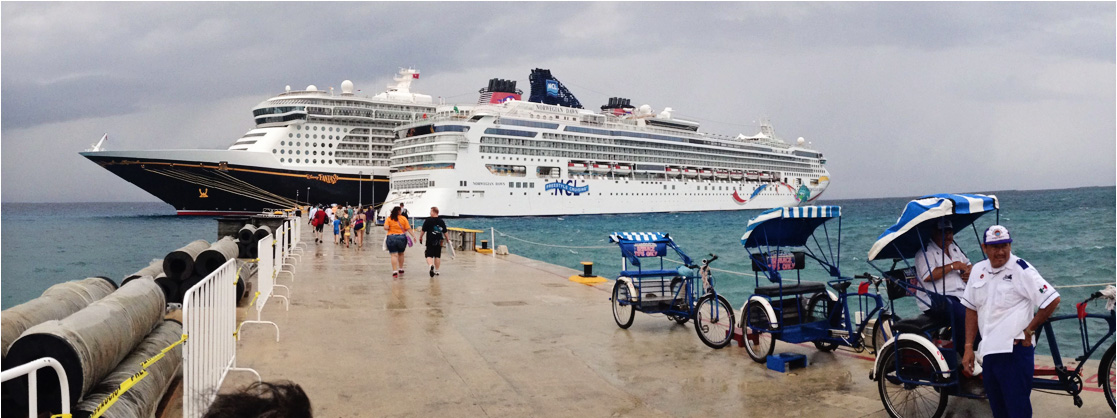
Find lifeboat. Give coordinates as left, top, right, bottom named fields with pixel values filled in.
left=699, top=168, right=714, bottom=179
left=715, top=169, right=730, bottom=180
left=746, top=170, right=760, bottom=181
left=590, top=162, right=611, bottom=174
left=613, top=164, right=633, bottom=176
left=683, top=168, right=699, bottom=178
left=665, top=166, right=682, bottom=178
left=730, top=170, right=744, bottom=181
left=568, top=161, right=588, bottom=174
left=759, top=171, right=772, bottom=182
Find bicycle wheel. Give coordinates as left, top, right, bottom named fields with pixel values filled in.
left=1100, top=343, right=1115, bottom=412
left=612, top=281, right=634, bottom=329
left=872, top=315, right=895, bottom=355
left=695, top=294, right=735, bottom=349
left=806, top=292, right=838, bottom=352
left=743, top=300, right=775, bottom=362
left=876, top=340, right=949, bottom=418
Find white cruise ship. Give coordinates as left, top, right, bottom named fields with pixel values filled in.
left=381, top=69, right=830, bottom=217
left=81, top=68, right=436, bottom=215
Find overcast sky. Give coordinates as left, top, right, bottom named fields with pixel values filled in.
left=2, top=2, right=1114, bottom=202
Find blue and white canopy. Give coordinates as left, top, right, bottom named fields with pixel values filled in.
left=867, top=193, right=998, bottom=261
left=609, top=232, right=669, bottom=243
left=741, top=206, right=841, bottom=248
left=609, top=231, right=693, bottom=268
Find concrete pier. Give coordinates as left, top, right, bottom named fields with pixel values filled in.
left=214, top=226, right=1111, bottom=417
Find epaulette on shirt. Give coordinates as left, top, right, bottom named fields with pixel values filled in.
left=1016, top=258, right=1031, bottom=270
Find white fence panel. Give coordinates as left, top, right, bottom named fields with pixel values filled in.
left=183, top=259, right=260, bottom=418
left=0, top=357, right=71, bottom=418
left=236, top=236, right=287, bottom=342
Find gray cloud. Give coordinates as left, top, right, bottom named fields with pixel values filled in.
left=2, top=2, right=1113, bottom=202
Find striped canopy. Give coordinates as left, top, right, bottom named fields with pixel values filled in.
left=609, top=232, right=669, bottom=243
left=609, top=232, right=693, bottom=267
left=741, top=206, right=841, bottom=248
left=867, top=193, right=998, bottom=261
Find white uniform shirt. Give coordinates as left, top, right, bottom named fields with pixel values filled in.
left=326, top=208, right=335, bottom=222
left=960, top=254, right=1059, bottom=358
left=913, top=241, right=970, bottom=312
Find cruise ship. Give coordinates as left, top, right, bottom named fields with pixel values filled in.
left=381, top=69, right=830, bottom=217
left=81, top=68, right=436, bottom=215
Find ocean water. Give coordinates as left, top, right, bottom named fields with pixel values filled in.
left=2, top=187, right=1114, bottom=352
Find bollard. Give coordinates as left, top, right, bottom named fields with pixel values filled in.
left=569, top=261, right=607, bottom=285
left=480, top=240, right=489, bottom=250
left=581, top=262, right=593, bottom=277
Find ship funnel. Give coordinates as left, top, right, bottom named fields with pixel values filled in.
left=478, top=78, right=522, bottom=104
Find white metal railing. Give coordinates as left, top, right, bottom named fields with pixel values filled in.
left=0, top=357, right=71, bottom=418
left=276, top=222, right=296, bottom=282
left=183, top=259, right=261, bottom=418
left=236, top=237, right=288, bottom=342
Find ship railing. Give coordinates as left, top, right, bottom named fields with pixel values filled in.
left=0, top=357, right=71, bottom=418
left=182, top=259, right=262, bottom=418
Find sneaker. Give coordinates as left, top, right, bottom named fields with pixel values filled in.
left=399, top=270, right=404, bottom=274
left=434, top=270, right=440, bottom=276
left=430, top=266, right=435, bottom=277
left=392, top=271, right=399, bottom=278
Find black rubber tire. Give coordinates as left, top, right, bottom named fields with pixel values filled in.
left=872, top=315, right=896, bottom=355
left=743, top=300, right=775, bottom=362
left=694, top=295, right=735, bottom=349
left=612, top=281, right=635, bottom=329
left=1100, top=343, right=1115, bottom=412
left=876, top=339, right=949, bottom=418
left=806, top=292, right=839, bottom=352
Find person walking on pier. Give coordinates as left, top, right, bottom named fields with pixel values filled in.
left=420, top=207, right=447, bottom=277
left=311, top=205, right=327, bottom=244
left=961, top=225, right=1060, bottom=418
left=353, top=208, right=367, bottom=249
left=385, top=206, right=417, bottom=278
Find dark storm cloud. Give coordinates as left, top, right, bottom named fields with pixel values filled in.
left=1, top=2, right=1114, bottom=202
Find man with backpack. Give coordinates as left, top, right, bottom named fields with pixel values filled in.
left=419, top=207, right=447, bottom=277
left=311, top=205, right=327, bottom=243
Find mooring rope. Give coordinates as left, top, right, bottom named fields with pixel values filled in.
left=492, top=228, right=614, bottom=249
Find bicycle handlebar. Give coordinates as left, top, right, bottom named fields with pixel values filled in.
left=702, top=254, right=718, bottom=265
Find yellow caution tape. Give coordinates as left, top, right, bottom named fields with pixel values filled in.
left=50, top=414, right=72, bottom=418
left=248, top=291, right=261, bottom=307
left=90, top=334, right=187, bottom=417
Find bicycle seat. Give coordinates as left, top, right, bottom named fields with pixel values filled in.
left=892, top=314, right=948, bottom=335
left=830, top=281, right=852, bottom=293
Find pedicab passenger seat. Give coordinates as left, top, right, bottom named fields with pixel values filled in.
left=893, top=314, right=948, bottom=335
left=753, top=282, right=826, bottom=297
left=620, top=269, right=682, bottom=278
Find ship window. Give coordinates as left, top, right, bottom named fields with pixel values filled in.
left=313, top=159, right=318, bottom=163
left=296, top=134, right=301, bottom=138
left=313, top=126, right=318, bottom=131
left=273, top=149, right=277, bottom=154
left=297, top=150, right=301, bottom=155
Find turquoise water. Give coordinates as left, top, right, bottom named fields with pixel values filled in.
left=2, top=187, right=1114, bottom=353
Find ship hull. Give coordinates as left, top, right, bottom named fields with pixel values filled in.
left=82, top=150, right=388, bottom=215
left=382, top=168, right=829, bottom=218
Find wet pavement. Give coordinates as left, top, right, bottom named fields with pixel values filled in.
left=220, top=226, right=1113, bottom=417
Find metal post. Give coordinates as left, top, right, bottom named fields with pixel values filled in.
left=307, top=187, right=311, bottom=206
left=491, top=227, right=495, bottom=258
left=358, top=171, right=363, bottom=208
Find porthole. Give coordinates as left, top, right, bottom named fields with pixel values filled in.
left=280, top=150, right=285, bottom=154
left=313, top=159, right=318, bottom=163
left=280, top=158, right=285, bottom=162
left=272, top=149, right=277, bottom=154
left=313, top=126, right=318, bottom=131
left=287, top=134, right=292, bottom=138
left=280, top=141, right=286, bottom=145
left=296, top=150, right=301, bottom=155
left=296, top=134, right=301, bottom=138
left=313, top=151, right=318, bottom=155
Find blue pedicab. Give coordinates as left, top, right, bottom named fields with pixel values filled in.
left=738, top=206, right=891, bottom=362
left=609, top=232, right=736, bottom=349
left=865, top=193, right=1117, bottom=418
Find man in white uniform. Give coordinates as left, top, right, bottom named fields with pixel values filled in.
left=913, top=219, right=972, bottom=351
left=961, top=225, right=1060, bottom=418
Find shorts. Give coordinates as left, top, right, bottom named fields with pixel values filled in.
left=314, top=223, right=324, bottom=233
left=386, top=234, right=407, bottom=253
left=333, top=220, right=340, bottom=234
left=354, top=223, right=364, bottom=231
left=424, top=245, right=442, bottom=258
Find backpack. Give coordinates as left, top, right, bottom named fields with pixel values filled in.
left=427, top=224, right=445, bottom=246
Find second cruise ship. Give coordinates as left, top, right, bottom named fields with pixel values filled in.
left=382, top=69, right=831, bottom=217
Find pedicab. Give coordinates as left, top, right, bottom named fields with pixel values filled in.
left=738, top=206, right=892, bottom=362
left=609, top=232, right=735, bottom=349
left=864, top=193, right=1117, bottom=417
